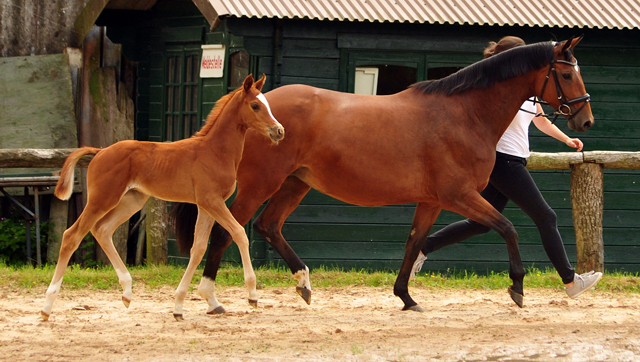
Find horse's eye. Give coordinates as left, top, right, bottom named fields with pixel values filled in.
left=562, top=73, right=572, bottom=80
left=251, top=103, right=260, bottom=111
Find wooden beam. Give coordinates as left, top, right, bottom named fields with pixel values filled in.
left=73, top=0, right=110, bottom=46
left=191, top=0, right=221, bottom=30
left=526, top=152, right=583, bottom=170
left=0, top=149, right=93, bottom=168
left=583, top=151, right=640, bottom=169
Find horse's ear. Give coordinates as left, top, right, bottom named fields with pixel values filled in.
left=569, top=34, right=584, bottom=49
left=254, top=74, right=266, bottom=92
left=243, top=74, right=255, bottom=93
left=560, top=36, right=575, bottom=53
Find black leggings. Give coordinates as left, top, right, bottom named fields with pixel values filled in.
left=422, top=152, right=575, bottom=284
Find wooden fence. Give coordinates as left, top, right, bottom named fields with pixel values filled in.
left=2, top=148, right=640, bottom=272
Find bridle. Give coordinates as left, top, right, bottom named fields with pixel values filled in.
left=523, top=57, right=591, bottom=124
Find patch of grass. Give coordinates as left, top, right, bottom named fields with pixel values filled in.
left=1, top=262, right=638, bottom=294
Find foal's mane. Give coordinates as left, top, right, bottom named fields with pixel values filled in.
left=194, top=87, right=244, bottom=137
left=411, top=41, right=555, bottom=96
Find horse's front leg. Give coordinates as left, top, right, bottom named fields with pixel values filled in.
left=173, top=208, right=215, bottom=320
left=394, top=202, right=441, bottom=312
left=448, top=191, right=525, bottom=307
left=252, top=176, right=312, bottom=304
left=203, top=201, right=258, bottom=308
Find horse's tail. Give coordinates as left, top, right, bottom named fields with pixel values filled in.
left=55, top=147, right=101, bottom=200
left=168, top=202, right=199, bottom=255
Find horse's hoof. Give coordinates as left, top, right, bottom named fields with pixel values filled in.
left=248, top=299, right=258, bottom=308
left=122, top=296, right=131, bottom=308
left=40, top=310, right=50, bottom=321
left=402, top=304, right=425, bottom=312
left=508, top=286, right=524, bottom=308
left=296, top=286, right=312, bottom=305
left=207, top=306, right=226, bottom=315
left=173, top=313, right=184, bottom=321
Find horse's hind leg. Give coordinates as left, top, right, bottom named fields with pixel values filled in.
left=394, top=202, right=441, bottom=312
left=41, top=205, right=109, bottom=320
left=91, top=190, right=149, bottom=308
left=253, top=176, right=312, bottom=304
left=447, top=191, right=524, bottom=307
left=174, top=208, right=215, bottom=320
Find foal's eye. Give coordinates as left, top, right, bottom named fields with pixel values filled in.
left=251, top=103, right=260, bottom=111
left=562, top=73, right=572, bottom=80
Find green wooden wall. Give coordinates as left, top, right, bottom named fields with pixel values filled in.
left=98, top=3, right=640, bottom=274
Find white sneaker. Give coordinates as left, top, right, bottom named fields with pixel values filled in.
left=410, top=252, right=427, bottom=280
left=565, top=271, right=603, bottom=298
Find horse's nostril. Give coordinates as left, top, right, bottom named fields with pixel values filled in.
left=583, top=121, right=592, bottom=129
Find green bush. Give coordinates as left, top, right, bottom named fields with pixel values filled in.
left=0, top=217, right=49, bottom=266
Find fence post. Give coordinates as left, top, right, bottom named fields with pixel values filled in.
left=570, top=163, right=604, bottom=273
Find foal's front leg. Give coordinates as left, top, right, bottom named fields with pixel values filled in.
left=201, top=201, right=258, bottom=310
left=173, top=208, right=215, bottom=320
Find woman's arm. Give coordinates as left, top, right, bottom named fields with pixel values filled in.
left=532, top=104, right=583, bottom=152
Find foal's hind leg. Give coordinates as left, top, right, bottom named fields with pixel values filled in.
left=174, top=208, right=215, bottom=320
left=41, top=204, right=111, bottom=320
left=253, top=176, right=312, bottom=304
left=394, top=202, right=441, bottom=312
left=91, top=190, right=149, bottom=308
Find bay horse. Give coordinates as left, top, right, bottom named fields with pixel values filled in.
left=41, top=74, right=284, bottom=321
left=173, top=37, right=593, bottom=313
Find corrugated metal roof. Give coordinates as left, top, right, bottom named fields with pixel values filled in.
left=207, top=0, right=640, bottom=30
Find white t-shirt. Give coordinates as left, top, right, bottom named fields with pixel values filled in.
left=496, top=98, right=537, bottom=158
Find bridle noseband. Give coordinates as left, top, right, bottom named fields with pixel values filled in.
left=524, top=58, right=591, bottom=124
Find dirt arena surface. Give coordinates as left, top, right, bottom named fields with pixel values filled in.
left=1, top=284, right=639, bottom=361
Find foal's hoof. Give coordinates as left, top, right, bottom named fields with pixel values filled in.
left=40, top=310, right=50, bottom=321
left=508, top=286, right=524, bottom=308
left=122, top=296, right=131, bottom=308
left=173, top=313, right=184, bottom=321
left=296, top=286, right=312, bottom=305
left=248, top=299, right=258, bottom=308
left=207, top=306, right=226, bottom=315
left=402, top=304, right=425, bottom=313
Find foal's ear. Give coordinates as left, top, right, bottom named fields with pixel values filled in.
left=243, top=74, right=255, bottom=93
left=254, top=74, right=267, bottom=92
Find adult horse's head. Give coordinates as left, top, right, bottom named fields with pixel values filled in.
left=536, top=36, right=594, bottom=132
left=239, top=74, right=285, bottom=143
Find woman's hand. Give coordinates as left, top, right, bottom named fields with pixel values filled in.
left=565, top=138, right=583, bottom=152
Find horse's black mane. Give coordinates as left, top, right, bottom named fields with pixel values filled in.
left=411, top=41, right=556, bottom=96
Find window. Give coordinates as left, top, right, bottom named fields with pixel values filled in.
left=345, top=52, right=424, bottom=95
left=164, top=50, right=201, bottom=141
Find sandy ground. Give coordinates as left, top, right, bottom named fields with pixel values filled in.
left=1, top=283, right=639, bottom=362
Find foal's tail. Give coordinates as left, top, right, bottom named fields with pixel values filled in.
left=168, top=202, right=199, bottom=255
left=55, top=147, right=102, bottom=200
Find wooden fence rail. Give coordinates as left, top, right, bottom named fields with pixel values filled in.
left=2, top=148, right=640, bottom=271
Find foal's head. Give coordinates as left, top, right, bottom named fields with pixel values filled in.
left=239, top=74, right=285, bottom=143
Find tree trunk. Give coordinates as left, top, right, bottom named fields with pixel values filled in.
left=570, top=163, right=604, bottom=273
left=145, top=197, right=168, bottom=265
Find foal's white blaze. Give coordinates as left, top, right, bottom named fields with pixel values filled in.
left=257, top=93, right=280, bottom=125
